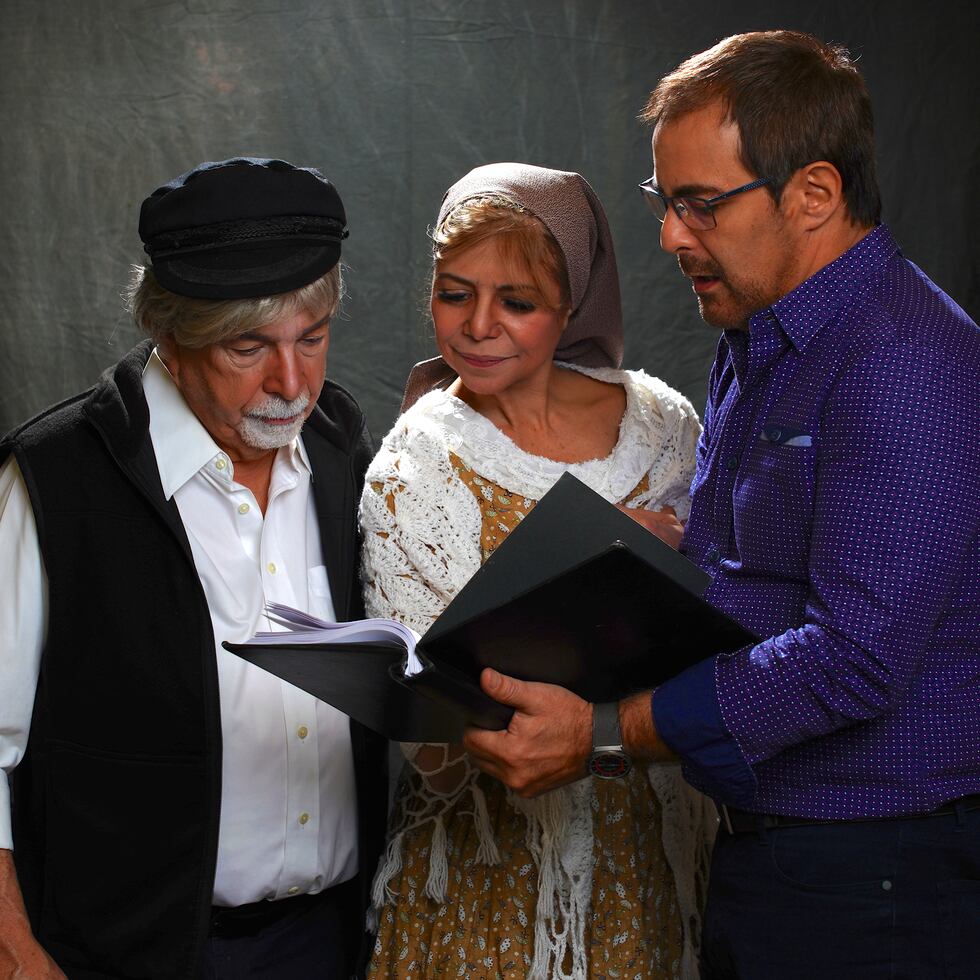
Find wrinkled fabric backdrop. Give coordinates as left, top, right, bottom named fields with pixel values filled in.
left=2, top=0, right=977, bottom=441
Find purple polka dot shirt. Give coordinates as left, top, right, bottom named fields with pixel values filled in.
left=652, top=224, right=980, bottom=818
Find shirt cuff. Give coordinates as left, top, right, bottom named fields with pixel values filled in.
left=0, top=773, right=13, bottom=850
left=652, top=655, right=758, bottom=807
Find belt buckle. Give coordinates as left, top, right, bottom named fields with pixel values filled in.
left=720, top=804, right=734, bottom=834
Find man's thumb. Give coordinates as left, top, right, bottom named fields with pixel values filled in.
left=481, top=667, right=523, bottom=705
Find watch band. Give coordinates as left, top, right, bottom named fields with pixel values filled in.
left=589, top=701, right=632, bottom=779
left=592, top=701, right=624, bottom=751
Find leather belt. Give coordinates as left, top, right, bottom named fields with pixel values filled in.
left=720, top=793, right=980, bottom=835
left=209, top=878, right=356, bottom=938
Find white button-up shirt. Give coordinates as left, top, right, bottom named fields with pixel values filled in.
left=0, top=351, right=358, bottom=905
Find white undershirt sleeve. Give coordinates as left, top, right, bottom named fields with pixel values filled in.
left=0, top=455, right=47, bottom=850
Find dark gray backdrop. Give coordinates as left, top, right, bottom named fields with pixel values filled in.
left=2, top=0, right=977, bottom=440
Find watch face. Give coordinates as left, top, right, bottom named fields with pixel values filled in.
left=589, top=751, right=632, bottom=779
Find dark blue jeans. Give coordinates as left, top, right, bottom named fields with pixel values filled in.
left=701, top=802, right=980, bottom=979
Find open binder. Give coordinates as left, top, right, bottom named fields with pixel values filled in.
left=223, top=473, right=755, bottom=740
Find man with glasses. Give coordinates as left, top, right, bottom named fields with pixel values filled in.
left=464, top=30, right=980, bottom=978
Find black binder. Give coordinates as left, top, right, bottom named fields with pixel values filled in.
left=224, top=473, right=755, bottom=740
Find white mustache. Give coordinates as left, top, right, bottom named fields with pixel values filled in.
left=245, top=393, right=310, bottom=420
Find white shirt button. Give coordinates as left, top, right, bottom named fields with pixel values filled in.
left=297, top=725, right=309, bottom=739
left=214, top=457, right=227, bottom=471
left=298, top=812, right=310, bottom=826
left=267, top=562, right=277, bottom=574
left=238, top=502, right=250, bottom=515
left=287, top=885, right=300, bottom=895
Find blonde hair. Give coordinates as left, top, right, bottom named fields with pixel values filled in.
left=128, top=264, right=343, bottom=348
left=432, top=195, right=570, bottom=310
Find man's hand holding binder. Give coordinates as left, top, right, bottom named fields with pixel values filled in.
left=464, top=671, right=679, bottom=798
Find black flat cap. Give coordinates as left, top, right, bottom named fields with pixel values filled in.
left=138, top=157, right=348, bottom=299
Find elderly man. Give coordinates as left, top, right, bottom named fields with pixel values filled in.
left=464, top=31, right=980, bottom=978
left=0, top=158, right=387, bottom=979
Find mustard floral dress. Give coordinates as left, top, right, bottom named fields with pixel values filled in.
left=359, top=366, right=715, bottom=979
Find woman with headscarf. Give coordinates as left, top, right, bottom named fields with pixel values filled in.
left=360, top=163, right=714, bottom=978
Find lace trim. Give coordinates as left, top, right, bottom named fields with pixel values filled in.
left=408, top=364, right=697, bottom=513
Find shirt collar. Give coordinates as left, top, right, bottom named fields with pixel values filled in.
left=142, top=350, right=311, bottom=499
left=751, top=224, right=899, bottom=351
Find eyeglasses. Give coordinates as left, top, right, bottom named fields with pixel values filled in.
left=638, top=176, right=772, bottom=230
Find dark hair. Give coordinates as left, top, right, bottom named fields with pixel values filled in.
left=641, top=31, right=881, bottom=226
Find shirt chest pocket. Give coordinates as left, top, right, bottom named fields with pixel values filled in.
left=732, top=428, right=816, bottom=578
left=307, top=564, right=336, bottom=621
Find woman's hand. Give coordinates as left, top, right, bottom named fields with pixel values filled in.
left=615, top=504, right=685, bottom=550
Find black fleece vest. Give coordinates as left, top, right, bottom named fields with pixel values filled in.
left=3, top=342, right=385, bottom=979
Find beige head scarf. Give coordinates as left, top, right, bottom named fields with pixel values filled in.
left=401, top=162, right=624, bottom=410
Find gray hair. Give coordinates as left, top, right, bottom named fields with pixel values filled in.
left=128, top=263, right=343, bottom=349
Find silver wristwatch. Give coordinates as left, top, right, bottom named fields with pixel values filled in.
left=588, top=701, right=632, bottom=779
